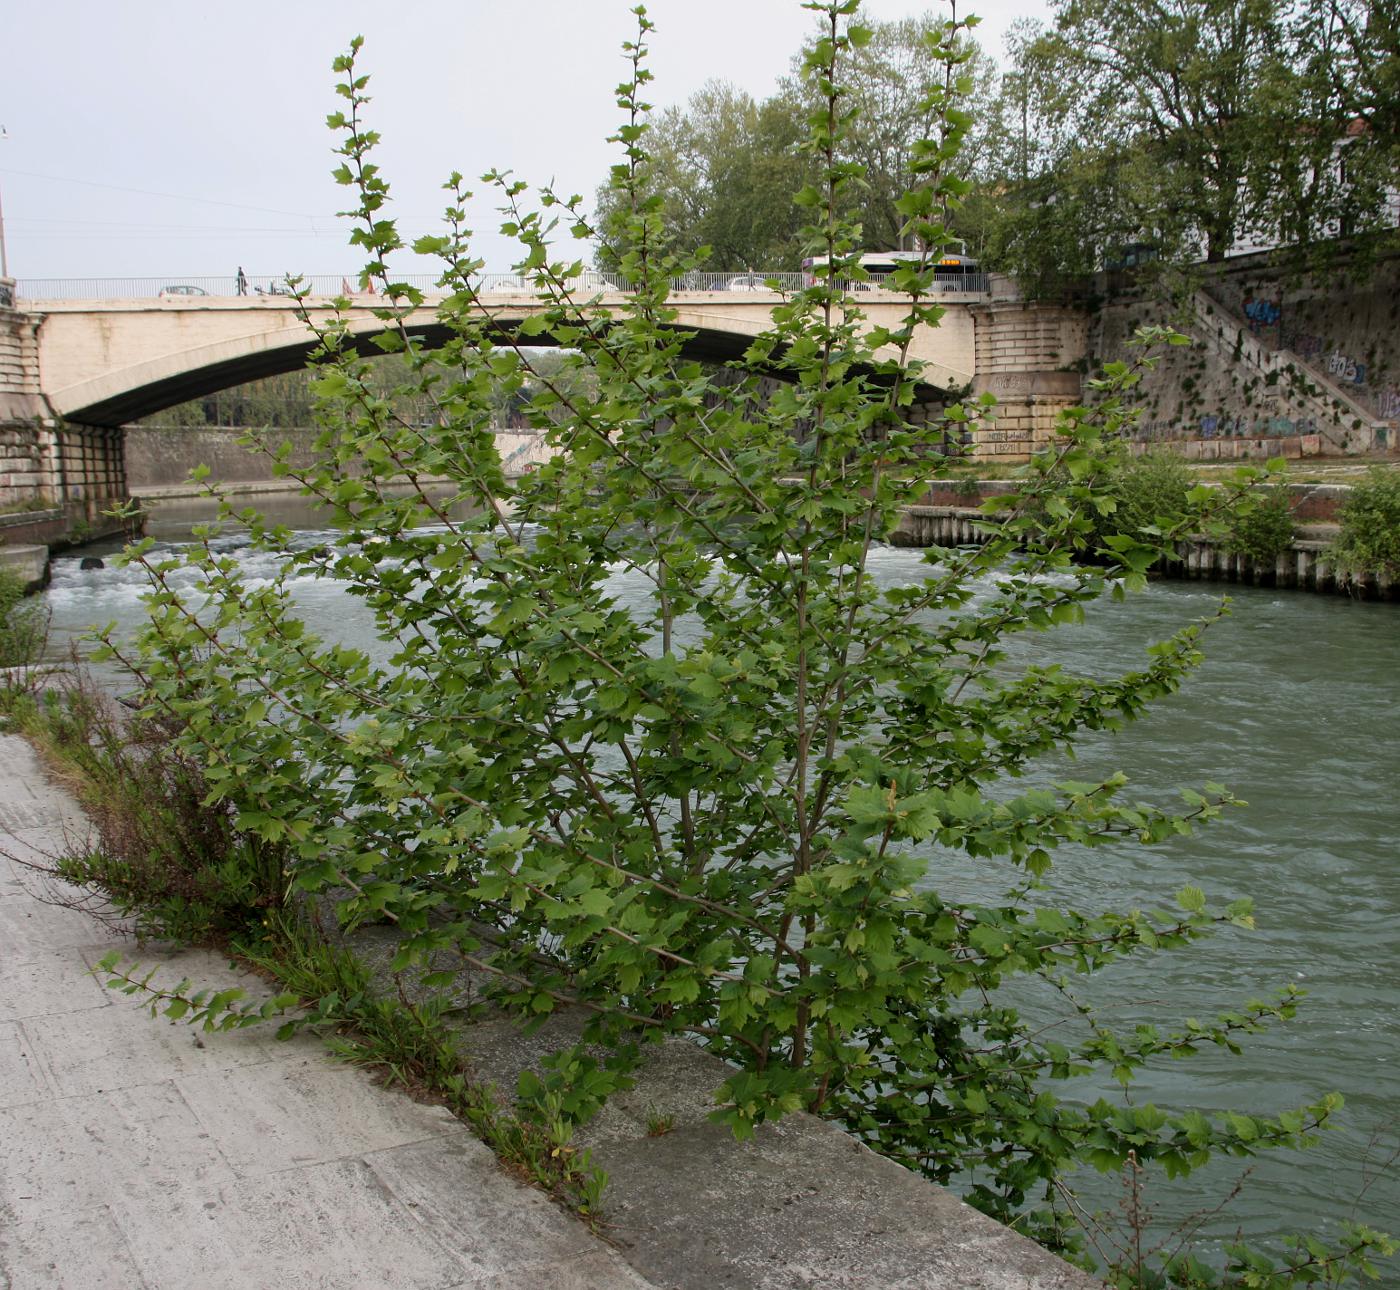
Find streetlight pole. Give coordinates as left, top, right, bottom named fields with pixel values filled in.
left=0, top=125, right=9, bottom=282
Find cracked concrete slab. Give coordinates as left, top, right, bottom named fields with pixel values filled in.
left=0, top=733, right=653, bottom=1290
left=363, top=1137, right=607, bottom=1280
left=23, top=982, right=298, bottom=1099
left=109, top=1157, right=472, bottom=1290
left=0, top=947, right=112, bottom=1023
left=174, top=1056, right=470, bottom=1179
left=0, top=1019, right=57, bottom=1109
left=0, top=1204, right=146, bottom=1290
left=0, top=881, right=118, bottom=960
left=0, top=1080, right=239, bottom=1224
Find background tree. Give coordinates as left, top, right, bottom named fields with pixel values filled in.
left=1269, top=0, right=1400, bottom=248
left=595, top=11, right=999, bottom=270
left=964, top=14, right=1195, bottom=293
left=594, top=82, right=814, bottom=270
left=1009, top=0, right=1293, bottom=265
left=781, top=13, right=999, bottom=253
left=974, top=0, right=1399, bottom=285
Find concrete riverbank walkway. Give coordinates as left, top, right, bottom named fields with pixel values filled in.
left=0, top=733, right=654, bottom=1290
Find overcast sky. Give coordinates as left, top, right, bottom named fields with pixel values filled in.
left=2, top=1, right=1052, bottom=287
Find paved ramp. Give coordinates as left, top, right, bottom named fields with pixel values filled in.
left=0, top=734, right=652, bottom=1290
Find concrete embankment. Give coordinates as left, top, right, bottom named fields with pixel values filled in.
left=0, top=542, right=50, bottom=590
left=0, top=726, right=1099, bottom=1289
left=892, top=483, right=1398, bottom=601
left=0, top=734, right=652, bottom=1290
left=336, top=920, right=1102, bottom=1290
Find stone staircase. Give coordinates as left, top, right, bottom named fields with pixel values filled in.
left=1188, top=290, right=1389, bottom=453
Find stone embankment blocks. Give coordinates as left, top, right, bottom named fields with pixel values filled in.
left=0, top=543, right=49, bottom=589
left=339, top=919, right=1103, bottom=1290
left=0, top=734, right=652, bottom=1290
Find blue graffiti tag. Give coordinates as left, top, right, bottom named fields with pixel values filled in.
left=1244, top=298, right=1282, bottom=329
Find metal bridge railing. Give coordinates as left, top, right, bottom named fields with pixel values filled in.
left=12, top=269, right=990, bottom=302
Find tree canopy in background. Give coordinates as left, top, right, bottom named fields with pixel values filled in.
left=595, top=82, right=815, bottom=270
left=594, top=12, right=996, bottom=272
left=993, top=0, right=1400, bottom=272
left=596, top=1, right=1400, bottom=290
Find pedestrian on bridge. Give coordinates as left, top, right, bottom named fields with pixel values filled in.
left=236, top=266, right=248, bottom=296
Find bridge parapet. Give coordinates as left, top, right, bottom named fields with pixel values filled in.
left=13, top=269, right=990, bottom=303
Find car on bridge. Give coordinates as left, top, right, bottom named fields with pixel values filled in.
left=723, top=273, right=777, bottom=292
left=158, top=284, right=209, bottom=299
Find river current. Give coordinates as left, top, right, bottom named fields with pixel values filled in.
left=41, top=505, right=1400, bottom=1267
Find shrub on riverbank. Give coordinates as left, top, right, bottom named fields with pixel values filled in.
left=1036, top=451, right=1300, bottom=574
left=0, top=568, right=49, bottom=670
left=89, top=8, right=1390, bottom=1286
left=1330, top=468, right=1400, bottom=583
left=4, top=681, right=288, bottom=942
left=1224, top=485, right=1297, bottom=563
left=1103, top=450, right=1195, bottom=541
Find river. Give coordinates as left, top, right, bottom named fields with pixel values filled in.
left=41, top=500, right=1400, bottom=1271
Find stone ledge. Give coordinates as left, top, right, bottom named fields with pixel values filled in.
left=333, top=921, right=1101, bottom=1290
left=0, top=544, right=50, bottom=589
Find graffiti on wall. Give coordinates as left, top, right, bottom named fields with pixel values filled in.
left=1133, top=414, right=1318, bottom=442
left=1199, top=414, right=1319, bottom=439
left=1243, top=297, right=1282, bottom=331
left=1278, top=327, right=1372, bottom=387
left=1282, top=328, right=1325, bottom=361
left=1323, top=350, right=1368, bottom=386
left=1378, top=386, right=1400, bottom=421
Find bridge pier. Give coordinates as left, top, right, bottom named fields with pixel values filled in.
left=1, top=287, right=131, bottom=539
left=968, top=298, right=1089, bottom=461
left=0, top=288, right=49, bottom=513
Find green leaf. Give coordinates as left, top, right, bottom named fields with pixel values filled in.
left=1176, top=885, right=1207, bottom=913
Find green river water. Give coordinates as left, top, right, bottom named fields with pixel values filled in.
left=43, top=505, right=1400, bottom=1269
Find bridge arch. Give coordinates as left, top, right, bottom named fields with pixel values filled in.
left=5, top=290, right=1094, bottom=522
left=33, top=293, right=979, bottom=428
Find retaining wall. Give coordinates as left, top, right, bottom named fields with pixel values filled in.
left=334, top=917, right=1102, bottom=1290
left=1090, top=250, right=1400, bottom=458
left=889, top=485, right=1397, bottom=600
left=1207, top=246, right=1400, bottom=429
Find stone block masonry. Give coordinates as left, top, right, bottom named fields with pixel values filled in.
left=0, top=304, right=43, bottom=406
left=0, top=424, right=47, bottom=502
left=1, top=299, right=131, bottom=524
left=0, top=304, right=52, bottom=513
left=968, top=303, right=1090, bottom=461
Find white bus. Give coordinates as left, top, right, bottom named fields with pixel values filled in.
left=800, top=248, right=981, bottom=288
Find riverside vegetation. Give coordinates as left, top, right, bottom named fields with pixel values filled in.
left=10, top=5, right=1393, bottom=1286
left=0, top=569, right=49, bottom=671
left=1329, top=468, right=1400, bottom=585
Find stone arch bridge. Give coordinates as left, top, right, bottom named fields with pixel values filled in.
left=0, top=281, right=1088, bottom=520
